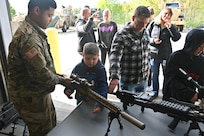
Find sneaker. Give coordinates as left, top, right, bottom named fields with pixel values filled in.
left=145, top=86, right=152, bottom=92
left=152, top=92, right=158, bottom=99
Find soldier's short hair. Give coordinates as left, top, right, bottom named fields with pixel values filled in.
left=134, top=6, right=150, bottom=18
left=83, top=42, right=99, bottom=55
left=84, top=5, right=90, bottom=9
left=28, top=0, right=57, bottom=11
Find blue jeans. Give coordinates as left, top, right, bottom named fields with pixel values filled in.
left=120, top=80, right=147, bottom=93
left=150, top=59, right=166, bottom=95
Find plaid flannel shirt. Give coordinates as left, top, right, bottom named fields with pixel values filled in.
left=109, top=24, right=150, bottom=84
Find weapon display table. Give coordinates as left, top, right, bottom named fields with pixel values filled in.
left=48, top=100, right=203, bottom=136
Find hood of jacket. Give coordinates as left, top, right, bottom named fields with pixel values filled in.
left=183, top=29, right=204, bottom=56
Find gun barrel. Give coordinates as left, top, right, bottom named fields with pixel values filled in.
left=120, top=111, right=145, bottom=129
left=88, top=87, right=145, bottom=129
left=90, top=88, right=145, bottom=129
left=87, top=88, right=145, bottom=129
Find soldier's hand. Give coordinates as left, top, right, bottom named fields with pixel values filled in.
left=57, top=73, right=65, bottom=77
left=63, top=78, right=73, bottom=88
left=64, top=88, right=73, bottom=99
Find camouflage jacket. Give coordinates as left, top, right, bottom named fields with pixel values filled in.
left=7, top=16, right=64, bottom=97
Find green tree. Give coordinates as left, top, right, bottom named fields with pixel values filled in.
left=9, top=3, right=16, bottom=17
left=183, top=0, right=204, bottom=27
left=97, top=0, right=123, bottom=24
left=96, top=0, right=204, bottom=28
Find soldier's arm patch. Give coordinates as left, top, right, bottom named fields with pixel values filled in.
left=25, top=47, right=39, bottom=59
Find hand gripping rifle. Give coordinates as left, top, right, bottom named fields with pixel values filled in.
left=70, top=74, right=145, bottom=136
left=179, top=68, right=204, bottom=99
left=113, top=90, right=204, bottom=136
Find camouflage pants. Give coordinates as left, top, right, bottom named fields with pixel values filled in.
left=12, top=93, right=56, bottom=136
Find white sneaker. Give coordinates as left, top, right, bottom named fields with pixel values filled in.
left=145, top=87, right=154, bottom=96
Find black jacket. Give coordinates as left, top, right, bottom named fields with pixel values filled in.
left=76, top=18, right=96, bottom=53
left=146, top=21, right=181, bottom=60
left=162, top=29, right=204, bottom=102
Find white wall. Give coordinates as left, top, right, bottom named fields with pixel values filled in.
left=0, top=0, right=13, bottom=103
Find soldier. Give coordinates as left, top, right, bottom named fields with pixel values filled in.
left=7, top=0, right=72, bottom=135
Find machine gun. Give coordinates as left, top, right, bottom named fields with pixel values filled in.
left=70, top=74, right=145, bottom=136
left=113, top=90, right=204, bottom=136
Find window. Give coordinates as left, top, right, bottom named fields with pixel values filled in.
left=165, top=3, right=179, bottom=8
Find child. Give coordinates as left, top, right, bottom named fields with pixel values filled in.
left=64, top=42, right=108, bottom=113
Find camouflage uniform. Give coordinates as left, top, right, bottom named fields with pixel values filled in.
left=7, top=16, right=65, bottom=136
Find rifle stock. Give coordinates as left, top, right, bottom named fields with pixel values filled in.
left=70, top=74, right=145, bottom=130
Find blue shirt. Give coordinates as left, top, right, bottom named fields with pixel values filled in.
left=71, top=59, right=108, bottom=108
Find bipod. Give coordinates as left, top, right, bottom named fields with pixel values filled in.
left=105, top=111, right=123, bottom=136
left=184, top=121, right=204, bottom=136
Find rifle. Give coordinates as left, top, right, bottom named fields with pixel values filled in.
left=113, top=90, right=204, bottom=136
left=179, top=68, right=204, bottom=97
left=70, top=74, right=145, bottom=136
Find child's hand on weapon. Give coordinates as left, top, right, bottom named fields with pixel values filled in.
left=92, top=106, right=101, bottom=113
